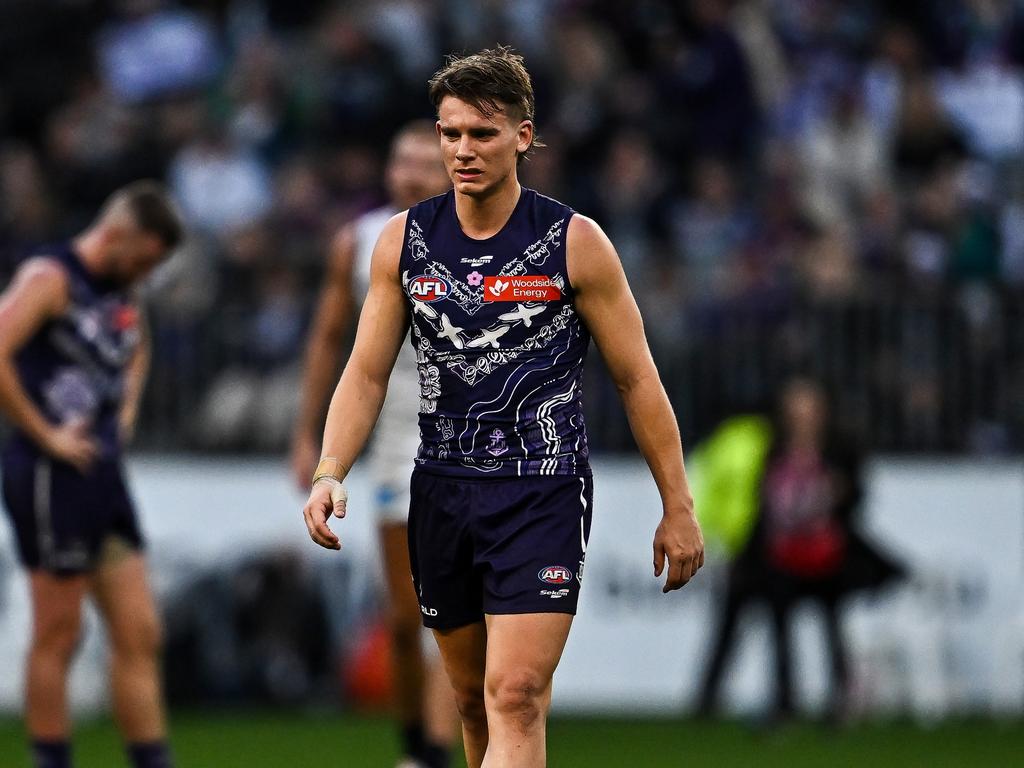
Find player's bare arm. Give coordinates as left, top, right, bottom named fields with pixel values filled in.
left=118, top=305, right=150, bottom=446
left=290, top=225, right=358, bottom=487
left=0, top=258, right=99, bottom=471
left=302, top=212, right=410, bottom=550
left=568, top=215, right=705, bottom=592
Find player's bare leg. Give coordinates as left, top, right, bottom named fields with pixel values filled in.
left=26, top=571, right=89, bottom=739
left=381, top=522, right=457, bottom=763
left=424, top=649, right=459, bottom=753
left=90, top=549, right=167, bottom=742
left=433, top=622, right=488, bottom=767
left=481, top=613, right=573, bottom=768
left=381, top=524, right=427, bottom=722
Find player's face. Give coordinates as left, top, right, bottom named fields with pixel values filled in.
left=386, top=134, right=450, bottom=209
left=436, top=95, right=533, bottom=199
left=782, top=380, right=827, bottom=438
left=104, top=227, right=170, bottom=285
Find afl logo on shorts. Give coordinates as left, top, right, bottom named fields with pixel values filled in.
left=408, top=275, right=451, bottom=303
left=538, top=566, right=573, bottom=585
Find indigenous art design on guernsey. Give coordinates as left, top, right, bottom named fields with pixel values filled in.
left=406, top=215, right=587, bottom=475
left=444, top=305, right=577, bottom=386
left=498, top=219, right=564, bottom=276
left=405, top=217, right=564, bottom=320
left=407, top=220, right=430, bottom=262
left=453, top=335, right=586, bottom=475
left=43, top=367, right=100, bottom=424
left=55, top=298, right=139, bottom=367
left=403, top=268, right=574, bottom=385
left=418, top=364, right=441, bottom=414
left=48, top=297, right=139, bottom=406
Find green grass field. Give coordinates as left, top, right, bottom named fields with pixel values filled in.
left=2, top=713, right=1021, bottom=767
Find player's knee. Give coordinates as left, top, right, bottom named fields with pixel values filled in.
left=486, top=668, right=547, bottom=729
left=32, top=610, right=82, bottom=661
left=113, top=611, right=163, bottom=660
left=452, top=683, right=487, bottom=727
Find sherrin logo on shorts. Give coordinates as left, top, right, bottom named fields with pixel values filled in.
left=538, top=565, right=573, bottom=585
left=408, top=274, right=451, bottom=302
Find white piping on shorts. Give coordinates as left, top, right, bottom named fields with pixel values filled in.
left=34, top=458, right=53, bottom=569
left=579, top=477, right=588, bottom=554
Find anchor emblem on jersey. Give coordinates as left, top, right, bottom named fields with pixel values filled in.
left=486, top=428, right=509, bottom=456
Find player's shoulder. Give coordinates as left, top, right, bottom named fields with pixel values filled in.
left=380, top=208, right=410, bottom=243
left=567, top=213, right=612, bottom=250
left=3, top=255, right=72, bottom=316
left=15, top=255, right=71, bottom=290
left=566, top=214, right=620, bottom=292
left=526, top=187, right=575, bottom=219
left=364, top=210, right=411, bottom=279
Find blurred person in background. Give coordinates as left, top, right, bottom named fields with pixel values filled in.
left=693, top=411, right=773, bottom=717
left=757, top=377, right=862, bottom=723
left=301, top=47, right=704, bottom=767
left=698, top=378, right=903, bottom=723
left=799, top=78, right=887, bottom=228
left=0, top=182, right=182, bottom=768
left=290, top=120, right=457, bottom=768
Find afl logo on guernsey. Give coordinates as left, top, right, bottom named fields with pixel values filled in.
left=408, top=275, right=451, bottom=303
left=538, top=566, right=573, bottom=585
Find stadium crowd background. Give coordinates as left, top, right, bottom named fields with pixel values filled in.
left=2, top=0, right=1024, bottom=455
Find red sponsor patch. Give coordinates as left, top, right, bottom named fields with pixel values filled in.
left=112, top=305, right=138, bottom=331
left=483, top=275, right=561, bottom=302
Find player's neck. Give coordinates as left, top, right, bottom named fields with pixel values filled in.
left=454, top=176, right=521, bottom=240
left=72, top=230, right=106, bottom=276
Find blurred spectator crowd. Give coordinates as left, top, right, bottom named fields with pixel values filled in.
left=2, top=0, right=1024, bottom=452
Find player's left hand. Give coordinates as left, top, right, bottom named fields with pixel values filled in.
left=302, top=479, right=348, bottom=550
left=653, top=505, right=705, bottom=593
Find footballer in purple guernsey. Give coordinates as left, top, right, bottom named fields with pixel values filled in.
left=0, top=182, right=181, bottom=768
left=303, top=47, right=704, bottom=767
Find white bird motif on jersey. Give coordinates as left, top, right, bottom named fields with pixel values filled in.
left=498, top=303, right=546, bottom=327
left=438, top=313, right=465, bottom=348
left=411, top=298, right=439, bottom=319
left=467, top=325, right=511, bottom=349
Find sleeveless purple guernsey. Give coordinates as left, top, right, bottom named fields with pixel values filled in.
left=400, top=187, right=591, bottom=477
left=7, top=243, right=139, bottom=460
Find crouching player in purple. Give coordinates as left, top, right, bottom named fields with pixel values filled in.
left=0, top=182, right=182, bottom=768
left=302, top=48, right=704, bottom=767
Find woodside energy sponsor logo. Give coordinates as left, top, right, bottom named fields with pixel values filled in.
left=483, top=275, right=561, bottom=302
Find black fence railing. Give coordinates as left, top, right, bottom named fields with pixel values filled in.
left=585, top=289, right=1024, bottom=454
left=134, top=288, right=1024, bottom=455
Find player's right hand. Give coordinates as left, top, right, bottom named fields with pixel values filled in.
left=302, top=479, right=347, bottom=550
left=289, top=431, right=320, bottom=490
left=44, top=420, right=99, bottom=473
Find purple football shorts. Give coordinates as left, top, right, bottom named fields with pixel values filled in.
left=408, top=469, right=593, bottom=630
left=2, top=450, right=143, bottom=575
